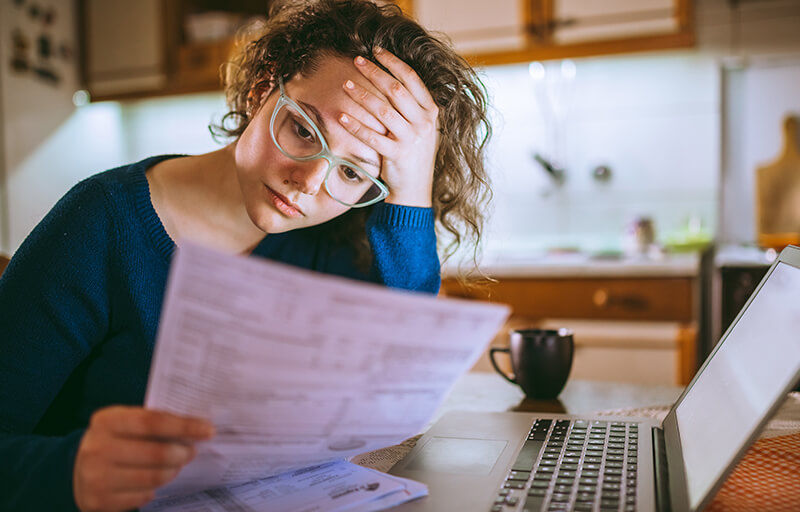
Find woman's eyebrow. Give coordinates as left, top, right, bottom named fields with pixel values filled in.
left=298, top=100, right=381, bottom=171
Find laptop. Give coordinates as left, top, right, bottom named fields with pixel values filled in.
left=390, top=245, right=800, bottom=512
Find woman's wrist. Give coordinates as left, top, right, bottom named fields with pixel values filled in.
left=384, top=182, right=433, bottom=208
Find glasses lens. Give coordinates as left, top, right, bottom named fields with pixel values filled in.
left=326, top=164, right=384, bottom=206
left=272, top=97, right=386, bottom=207
left=272, top=103, right=323, bottom=158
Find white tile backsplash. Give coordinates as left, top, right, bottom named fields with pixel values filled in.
left=474, top=52, right=721, bottom=258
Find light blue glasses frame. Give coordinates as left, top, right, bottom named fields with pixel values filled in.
left=269, top=77, right=389, bottom=208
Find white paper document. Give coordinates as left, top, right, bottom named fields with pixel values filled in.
left=142, top=460, right=427, bottom=512
left=144, top=242, right=509, bottom=507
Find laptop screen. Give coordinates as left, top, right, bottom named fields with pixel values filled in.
left=673, top=261, right=800, bottom=509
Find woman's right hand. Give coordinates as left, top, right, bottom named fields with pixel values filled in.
left=73, top=406, right=215, bottom=512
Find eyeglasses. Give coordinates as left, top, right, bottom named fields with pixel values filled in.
left=269, top=77, right=389, bottom=208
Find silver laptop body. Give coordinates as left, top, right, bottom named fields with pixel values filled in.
left=390, top=245, right=800, bottom=512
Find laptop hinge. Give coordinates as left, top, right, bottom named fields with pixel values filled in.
left=652, top=426, right=671, bottom=512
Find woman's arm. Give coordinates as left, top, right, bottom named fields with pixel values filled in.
left=0, top=178, right=113, bottom=510
left=365, top=202, right=440, bottom=293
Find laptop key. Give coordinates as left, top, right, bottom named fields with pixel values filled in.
left=522, top=496, right=544, bottom=511
left=509, top=470, right=531, bottom=480
left=512, top=440, right=545, bottom=471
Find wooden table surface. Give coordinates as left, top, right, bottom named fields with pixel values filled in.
left=435, top=371, right=684, bottom=422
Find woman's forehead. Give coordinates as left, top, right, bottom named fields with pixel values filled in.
left=290, top=54, right=386, bottom=102
left=284, top=56, right=388, bottom=135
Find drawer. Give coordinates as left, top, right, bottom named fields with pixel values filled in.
left=442, top=277, right=694, bottom=322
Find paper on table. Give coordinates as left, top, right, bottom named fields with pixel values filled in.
left=141, top=460, right=427, bottom=512
left=144, top=242, right=510, bottom=498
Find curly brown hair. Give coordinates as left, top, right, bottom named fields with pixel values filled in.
left=212, top=0, right=492, bottom=274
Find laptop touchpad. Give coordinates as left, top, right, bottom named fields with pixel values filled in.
left=405, top=437, right=508, bottom=475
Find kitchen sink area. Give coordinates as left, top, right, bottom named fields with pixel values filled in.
left=450, top=245, right=702, bottom=279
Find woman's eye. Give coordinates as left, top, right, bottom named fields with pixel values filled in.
left=292, top=119, right=315, bottom=142
left=340, top=165, right=364, bottom=183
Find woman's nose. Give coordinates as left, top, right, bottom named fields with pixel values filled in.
left=290, top=158, right=329, bottom=195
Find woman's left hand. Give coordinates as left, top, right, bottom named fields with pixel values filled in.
left=340, top=48, right=439, bottom=208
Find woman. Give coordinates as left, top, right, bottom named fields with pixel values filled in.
left=0, top=1, right=491, bottom=510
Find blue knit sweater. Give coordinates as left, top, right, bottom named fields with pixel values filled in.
left=0, top=155, right=440, bottom=511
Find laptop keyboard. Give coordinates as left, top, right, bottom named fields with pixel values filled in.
left=491, top=419, right=639, bottom=512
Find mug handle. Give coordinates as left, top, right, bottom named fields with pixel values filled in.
left=489, top=347, right=517, bottom=385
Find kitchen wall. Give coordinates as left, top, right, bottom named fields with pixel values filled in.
left=477, top=53, right=720, bottom=259
left=2, top=0, right=800, bottom=258
left=0, top=0, right=83, bottom=254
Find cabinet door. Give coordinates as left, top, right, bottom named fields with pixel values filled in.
left=553, top=0, right=681, bottom=44
left=83, top=0, right=167, bottom=97
left=412, top=0, right=528, bottom=54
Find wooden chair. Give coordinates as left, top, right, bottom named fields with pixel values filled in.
left=0, top=253, right=10, bottom=277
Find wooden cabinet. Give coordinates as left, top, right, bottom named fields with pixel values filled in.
left=80, top=0, right=694, bottom=100
left=408, top=0, right=694, bottom=66
left=79, top=0, right=415, bottom=101
left=444, top=276, right=694, bottom=322
left=412, top=0, right=532, bottom=54
left=443, top=274, right=698, bottom=386
left=81, top=0, right=168, bottom=98
left=80, top=0, right=267, bottom=101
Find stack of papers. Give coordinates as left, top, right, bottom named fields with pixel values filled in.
left=142, top=460, right=426, bottom=512
left=143, top=243, right=510, bottom=511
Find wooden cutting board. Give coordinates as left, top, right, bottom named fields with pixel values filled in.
left=756, top=115, right=800, bottom=249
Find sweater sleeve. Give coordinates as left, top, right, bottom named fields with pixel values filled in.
left=364, top=202, right=440, bottom=294
left=0, top=178, right=116, bottom=511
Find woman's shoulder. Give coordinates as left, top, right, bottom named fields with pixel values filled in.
left=83, top=155, right=185, bottom=191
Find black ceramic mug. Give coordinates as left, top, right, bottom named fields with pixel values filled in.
left=489, top=328, right=574, bottom=399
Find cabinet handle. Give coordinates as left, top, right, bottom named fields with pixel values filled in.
left=593, top=288, right=649, bottom=311
left=593, top=289, right=609, bottom=308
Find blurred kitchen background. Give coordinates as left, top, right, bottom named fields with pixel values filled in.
left=1, top=0, right=799, bottom=386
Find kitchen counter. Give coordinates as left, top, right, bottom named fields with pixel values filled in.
left=444, top=251, right=700, bottom=279
left=715, top=244, right=776, bottom=268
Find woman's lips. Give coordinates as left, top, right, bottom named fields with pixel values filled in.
left=265, top=186, right=303, bottom=218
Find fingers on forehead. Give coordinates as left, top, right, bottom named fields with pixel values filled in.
left=345, top=98, right=387, bottom=135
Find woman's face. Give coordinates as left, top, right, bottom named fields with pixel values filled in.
left=234, top=54, right=386, bottom=234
